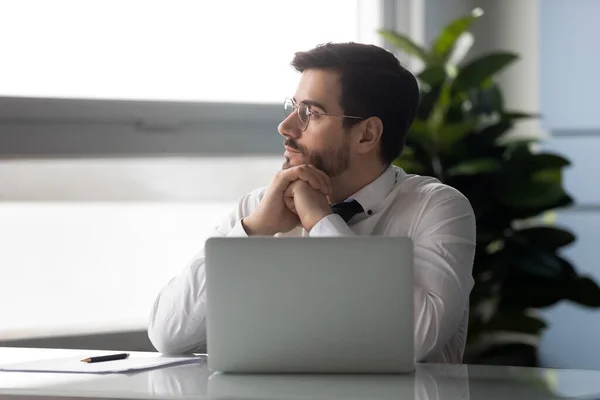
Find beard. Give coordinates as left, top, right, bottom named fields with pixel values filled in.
left=282, top=138, right=350, bottom=177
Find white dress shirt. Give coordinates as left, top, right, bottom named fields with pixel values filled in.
left=148, top=165, right=476, bottom=363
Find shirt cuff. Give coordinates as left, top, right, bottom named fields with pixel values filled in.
left=309, top=214, right=355, bottom=237
left=228, top=219, right=250, bottom=237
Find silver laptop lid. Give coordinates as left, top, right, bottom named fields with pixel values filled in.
left=205, top=236, right=414, bottom=373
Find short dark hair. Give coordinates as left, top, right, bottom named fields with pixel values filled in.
left=291, top=42, right=419, bottom=165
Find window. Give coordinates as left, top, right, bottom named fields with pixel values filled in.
left=0, top=0, right=382, bottom=103
left=0, top=0, right=400, bottom=344
left=0, top=156, right=283, bottom=338
left=0, top=0, right=385, bottom=157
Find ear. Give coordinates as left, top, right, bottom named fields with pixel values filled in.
left=353, top=117, right=383, bottom=155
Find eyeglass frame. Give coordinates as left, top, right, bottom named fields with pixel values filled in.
left=283, top=97, right=364, bottom=132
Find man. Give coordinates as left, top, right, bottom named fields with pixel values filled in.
left=148, top=42, right=476, bottom=364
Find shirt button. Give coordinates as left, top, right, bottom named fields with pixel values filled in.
left=367, top=210, right=373, bottom=215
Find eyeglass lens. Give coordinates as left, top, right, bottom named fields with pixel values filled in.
left=284, top=99, right=309, bottom=129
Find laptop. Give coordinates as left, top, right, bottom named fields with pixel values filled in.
left=204, top=236, right=414, bottom=374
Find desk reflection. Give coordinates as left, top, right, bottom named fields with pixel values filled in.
left=416, top=364, right=470, bottom=400
left=147, top=362, right=210, bottom=397
left=147, top=362, right=469, bottom=400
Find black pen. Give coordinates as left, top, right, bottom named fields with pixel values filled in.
left=80, top=353, right=130, bottom=363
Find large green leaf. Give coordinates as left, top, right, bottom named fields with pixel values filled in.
left=436, top=120, right=477, bottom=148
left=416, top=86, right=441, bottom=120
left=468, top=81, right=505, bottom=115
left=530, top=153, right=571, bottom=169
left=503, top=111, right=542, bottom=120
left=497, top=182, right=567, bottom=209
left=507, top=145, right=534, bottom=163
left=483, top=310, right=547, bottom=335
left=495, top=151, right=569, bottom=209
left=407, top=120, right=436, bottom=155
left=502, top=275, right=600, bottom=309
left=464, top=120, right=512, bottom=150
left=453, top=52, right=519, bottom=92
left=531, top=169, right=562, bottom=186
left=446, top=158, right=501, bottom=177
left=568, top=277, right=600, bottom=307
left=501, top=277, right=571, bottom=309
left=507, top=246, right=577, bottom=280
left=377, top=30, right=429, bottom=62
left=513, top=226, right=576, bottom=250
left=409, top=119, right=432, bottom=139
left=431, top=8, right=484, bottom=63
left=418, top=66, right=447, bottom=86
left=477, top=239, right=577, bottom=283
left=502, top=138, right=540, bottom=151
left=445, top=32, right=474, bottom=67
left=499, top=151, right=569, bottom=181
left=426, top=80, right=452, bottom=136
left=508, top=193, right=574, bottom=220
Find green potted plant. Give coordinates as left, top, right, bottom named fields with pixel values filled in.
left=379, top=8, right=600, bottom=366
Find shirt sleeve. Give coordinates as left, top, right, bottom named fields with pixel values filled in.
left=147, top=189, right=263, bottom=355
left=412, top=193, right=476, bottom=362
left=308, top=214, right=356, bottom=237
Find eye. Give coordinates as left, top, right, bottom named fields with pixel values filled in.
left=301, top=104, right=312, bottom=119
left=306, top=106, right=321, bottom=119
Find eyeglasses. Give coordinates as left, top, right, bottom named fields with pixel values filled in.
left=283, top=97, right=364, bottom=132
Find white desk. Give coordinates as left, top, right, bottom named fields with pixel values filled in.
left=1, top=347, right=600, bottom=399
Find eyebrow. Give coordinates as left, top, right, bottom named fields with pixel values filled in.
left=293, top=97, right=328, bottom=113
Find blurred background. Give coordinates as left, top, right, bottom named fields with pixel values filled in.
left=1, top=0, right=598, bottom=372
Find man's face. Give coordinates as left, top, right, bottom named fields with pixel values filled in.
left=278, top=69, right=352, bottom=177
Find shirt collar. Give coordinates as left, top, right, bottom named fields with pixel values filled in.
left=346, top=165, right=398, bottom=215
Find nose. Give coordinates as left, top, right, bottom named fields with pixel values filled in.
left=278, top=112, right=301, bottom=139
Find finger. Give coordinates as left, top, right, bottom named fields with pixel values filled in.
left=304, top=165, right=329, bottom=195
left=283, top=192, right=297, bottom=213
left=306, top=165, right=332, bottom=194
left=274, top=166, right=321, bottom=193
left=284, top=184, right=294, bottom=198
left=295, top=167, right=326, bottom=192
left=290, top=166, right=332, bottom=195
left=286, top=199, right=296, bottom=214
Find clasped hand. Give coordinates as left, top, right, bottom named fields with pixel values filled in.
left=242, top=165, right=333, bottom=235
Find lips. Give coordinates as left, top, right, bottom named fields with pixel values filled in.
left=284, top=146, right=300, bottom=153
left=283, top=139, right=302, bottom=153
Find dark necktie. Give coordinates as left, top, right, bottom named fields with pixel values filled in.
left=331, top=199, right=364, bottom=222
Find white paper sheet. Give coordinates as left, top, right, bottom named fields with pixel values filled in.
left=0, top=354, right=205, bottom=374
